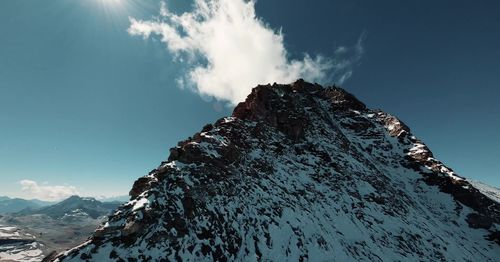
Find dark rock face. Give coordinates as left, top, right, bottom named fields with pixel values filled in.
left=52, top=80, right=500, bottom=261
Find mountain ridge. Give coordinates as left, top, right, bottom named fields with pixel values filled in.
left=16, top=195, right=121, bottom=220
left=0, top=196, right=53, bottom=214
left=468, top=181, right=500, bottom=204
left=50, top=80, right=500, bottom=261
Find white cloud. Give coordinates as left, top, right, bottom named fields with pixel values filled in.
left=335, top=46, right=348, bottom=55
left=128, top=0, right=364, bottom=104
left=19, top=180, right=79, bottom=201
left=330, top=32, right=366, bottom=85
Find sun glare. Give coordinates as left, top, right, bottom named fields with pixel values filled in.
left=101, top=0, right=122, bottom=5
left=89, top=0, right=160, bottom=21
left=92, top=0, right=130, bottom=21
left=101, top=0, right=126, bottom=10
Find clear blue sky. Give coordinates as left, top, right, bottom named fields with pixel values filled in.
left=0, top=0, right=499, bottom=199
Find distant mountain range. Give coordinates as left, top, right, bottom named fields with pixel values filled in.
left=12, top=195, right=122, bottom=219
left=0, top=195, right=126, bottom=260
left=95, top=195, right=130, bottom=203
left=0, top=195, right=127, bottom=219
left=0, top=196, right=54, bottom=214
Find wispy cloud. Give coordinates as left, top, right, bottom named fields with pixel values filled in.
left=331, top=32, right=366, bottom=85
left=19, top=180, right=79, bottom=201
left=128, top=0, right=365, bottom=104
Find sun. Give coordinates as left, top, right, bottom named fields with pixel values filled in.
left=102, top=0, right=121, bottom=4
left=99, top=0, right=123, bottom=7
left=94, top=0, right=128, bottom=9
left=93, top=0, right=129, bottom=18
left=91, top=0, right=156, bottom=19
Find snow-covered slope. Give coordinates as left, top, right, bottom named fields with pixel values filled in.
left=0, top=225, right=44, bottom=262
left=469, top=181, right=500, bottom=204
left=51, top=80, right=499, bottom=261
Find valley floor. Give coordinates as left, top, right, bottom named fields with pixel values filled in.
left=0, top=215, right=105, bottom=262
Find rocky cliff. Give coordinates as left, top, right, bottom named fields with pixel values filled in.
left=51, top=80, right=500, bottom=261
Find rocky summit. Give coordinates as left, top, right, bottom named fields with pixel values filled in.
left=50, top=80, right=500, bottom=261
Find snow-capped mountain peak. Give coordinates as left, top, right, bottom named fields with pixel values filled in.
left=50, top=80, right=500, bottom=261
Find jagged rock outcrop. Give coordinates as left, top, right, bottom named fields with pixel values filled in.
left=52, top=80, right=500, bottom=261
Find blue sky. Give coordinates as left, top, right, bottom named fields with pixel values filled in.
left=0, top=0, right=499, bottom=200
